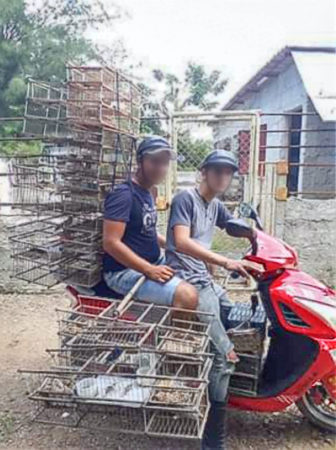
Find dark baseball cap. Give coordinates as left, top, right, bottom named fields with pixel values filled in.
left=137, top=136, right=176, bottom=161
left=199, top=149, right=238, bottom=172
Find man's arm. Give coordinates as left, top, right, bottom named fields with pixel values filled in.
left=169, top=191, right=261, bottom=277
left=157, top=233, right=166, bottom=248
left=173, top=224, right=258, bottom=277
left=103, top=220, right=174, bottom=283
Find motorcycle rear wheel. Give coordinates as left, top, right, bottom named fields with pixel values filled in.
left=296, top=383, right=336, bottom=434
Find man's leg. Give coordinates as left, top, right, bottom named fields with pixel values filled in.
left=211, top=282, right=232, bottom=308
left=197, top=283, right=235, bottom=450
left=211, top=282, right=234, bottom=338
left=197, top=283, right=234, bottom=401
left=104, top=267, right=198, bottom=310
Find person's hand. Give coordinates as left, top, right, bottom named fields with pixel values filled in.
left=144, top=264, right=175, bottom=283
left=223, top=259, right=250, bottom=277
left=221, top=259, right=264, bottom=278
left=227, top=349, right=240, bottom=363
left=241, top=260, right=264, bottom=274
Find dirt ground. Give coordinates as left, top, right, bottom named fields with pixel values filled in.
left=0, top=292, right=335, bottom=450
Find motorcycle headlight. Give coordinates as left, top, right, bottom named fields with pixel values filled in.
left=298, top=299, right=336, bottom=331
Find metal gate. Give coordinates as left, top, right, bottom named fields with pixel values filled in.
left=166, top=109, right=336, bottom=238
left=156, top=110, right=262, bottom=266
left=170, top=111, right=260, bottom=209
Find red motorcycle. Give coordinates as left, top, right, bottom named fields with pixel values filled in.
left=67, top=203, right=336, bottom=433
left=225, top=203, right=336, bottom=433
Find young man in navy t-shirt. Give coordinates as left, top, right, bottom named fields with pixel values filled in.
left=103, top=136, right=197, bottom=310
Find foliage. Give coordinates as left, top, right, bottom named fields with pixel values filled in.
left=139, top=82, right=165, bottom=135
left=142, top=63, right=227, bottom=166
left=153, top=62, right=227, bottom=115
left=0, top=1, right=228, bottom=164
left=177, top=132, right=212, bottom=171
left=142, top=63, right=228, bottom=133
left=0, top=0, right=121, bottom=155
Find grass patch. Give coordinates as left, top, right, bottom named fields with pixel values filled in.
left=0, top=412, right=15, bottom=443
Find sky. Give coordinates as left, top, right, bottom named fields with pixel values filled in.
left=91, top=0, right=336, bottom=104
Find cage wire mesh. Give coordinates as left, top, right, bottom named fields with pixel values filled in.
left=21, top=300, right=214, bottom=440
left=57, top=298, right=212, bottom=350
left=173, top=113, right=257, bottom=205
left=9, top=65, right=141, bottom=288
left=227, top=328, right=265, bottom=396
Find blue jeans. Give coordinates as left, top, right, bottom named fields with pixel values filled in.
left=196, top=282, right=234, bottom=403
left=103, top=255, right=183, bottom=306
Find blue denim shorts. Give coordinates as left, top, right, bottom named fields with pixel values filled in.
left=103, top=256, right=183, bottom=306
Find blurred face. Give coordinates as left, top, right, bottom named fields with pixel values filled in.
left=202, top=165, right=234, bottom=194
left=140, top=151, right=171, bottom=185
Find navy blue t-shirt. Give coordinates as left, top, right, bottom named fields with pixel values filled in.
left=103, top=181, right=160, bottom=272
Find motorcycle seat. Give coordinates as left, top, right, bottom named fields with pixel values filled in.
left=92, top=278, right=124, bottom=299
left=69, top=279, right=124, bottom=300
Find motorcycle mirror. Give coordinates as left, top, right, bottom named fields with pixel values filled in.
left=226, top=219, right=255, bottom=240
left=239, top=202, right=257, bottom=219
left=239, top=203, right=264, bottom=230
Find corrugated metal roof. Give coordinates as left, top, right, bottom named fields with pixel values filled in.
left=224, top=46, right=336, bottom=122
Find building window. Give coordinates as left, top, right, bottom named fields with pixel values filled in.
left=237, top=125, right=268, bottom=177
left=287, top=109, right=302, bottom=195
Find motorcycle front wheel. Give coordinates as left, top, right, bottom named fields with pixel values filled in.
left=296, top=382, right=336, bottom=433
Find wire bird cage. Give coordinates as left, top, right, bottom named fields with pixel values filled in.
left=9, top=217, right=68, bottom=287
left=9, top=65, right=140, bottom=288
left=226, top=327, right=265, bottom=397
left=21, top=301, right=214, bottom=440
left=57, top=298, right=212, bottom=351
left=9, top=157, right=64, bottom=213
left=23, top=80, right=69, bottom=138
left=66, top=66, right=141, bottom=135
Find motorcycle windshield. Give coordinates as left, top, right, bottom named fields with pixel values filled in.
left=246, top=230, right=298, bottom=272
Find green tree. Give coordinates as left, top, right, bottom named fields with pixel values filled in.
left=0, top=0, right=122, bottom=154
left=0, top=1, right=27, bottom=116
left=177, top=132, right=212, bottom=170
left=139, top=82, right=165, bottom=135
left=142, top=63, right=227, bottom=133
left=143, top=63, right=227, bottom=166
left=0, top=0, right=122, bottom=115
left=153, top=62, right=227, bottom=115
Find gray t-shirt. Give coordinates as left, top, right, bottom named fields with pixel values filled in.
left=166, top=188, right=233, bottom=286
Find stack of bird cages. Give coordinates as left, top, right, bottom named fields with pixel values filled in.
left=9, top=217, right=68, bottom=288
left=23, top=80, right=69, bottom=138
left=9, top=155, right=64, bottom=213
left=22, top=350, right=211, bottom=438
left=9, top=151, right=68, bottom=287
left=56, top=214, right=102, bottom=288
left=57, top=298, right=212, bottom=350
left=10, top=64, right=141, bottom=289
left=227, top=327, right=265, bottom=397
left=21, top=302, right=214, bottom=440
left=66, top=66, right=141, bottom=136
left=224, top=301, right=267, bottom=397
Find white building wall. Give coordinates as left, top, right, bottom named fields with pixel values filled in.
left=301, top=99, right=336, bottom=196
left=228, top=62, right=308, bottom=163
left=222, top=59, right=335, bottom=193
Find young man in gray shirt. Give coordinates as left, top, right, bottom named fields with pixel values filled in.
left=166, top=149, right=260, bottom=450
